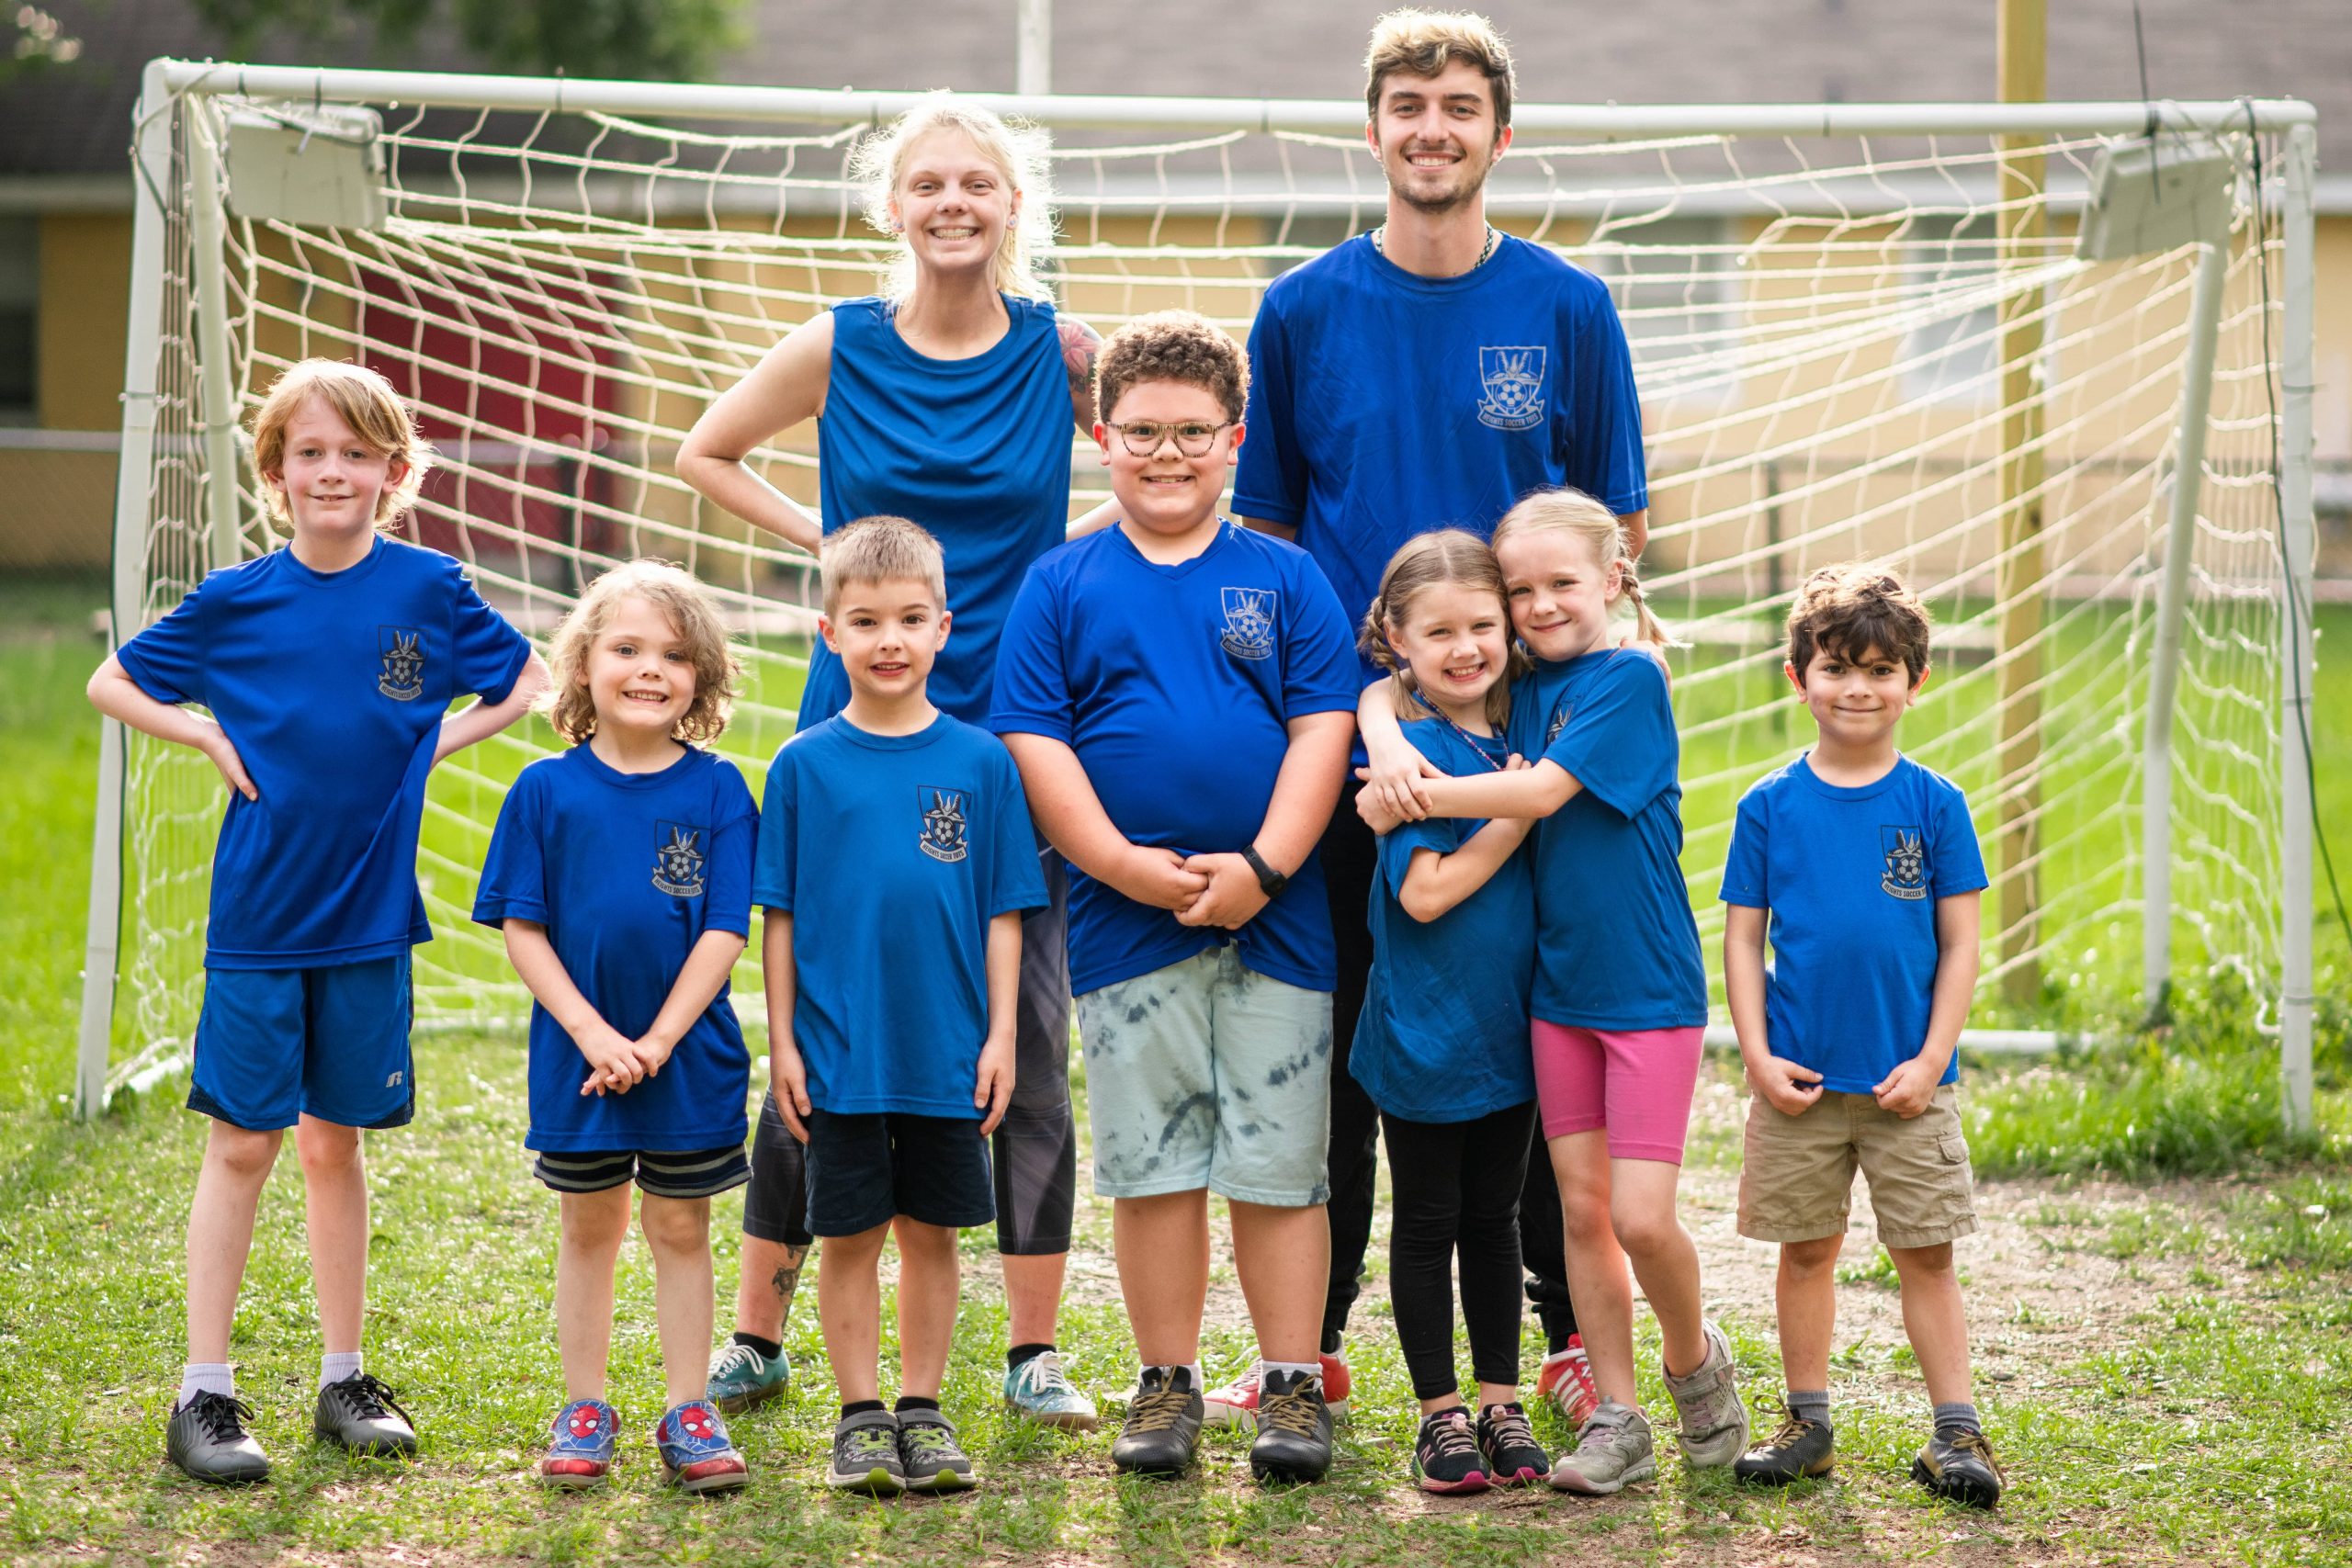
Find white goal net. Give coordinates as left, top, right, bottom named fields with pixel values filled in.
left=84, top=64, right=2319, bottom=1107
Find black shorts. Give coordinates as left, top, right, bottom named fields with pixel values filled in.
left=533, top=1144, right=751, bottom=1200
left=803, top=1110, right=995, bottom=1238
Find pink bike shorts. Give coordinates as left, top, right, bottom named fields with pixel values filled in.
left=1529, top=1019, right=1707, bottom=1163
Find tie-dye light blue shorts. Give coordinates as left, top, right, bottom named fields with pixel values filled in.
left=1074, top=946, right=1333, bottom=1206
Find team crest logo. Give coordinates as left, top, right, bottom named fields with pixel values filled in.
left=1881, top=826, right=1928, bottom=900
left=1546, top=699, right=1572, bottom=746
left=1219, top=587, right=1277, bottom=660
left=377, top=626, right=424, bottom=701
left=1476, top=345, right=1547, bottom=431
left=918, top=786, right=969, bottom=863
left=651, top=821, right=707, bottom=897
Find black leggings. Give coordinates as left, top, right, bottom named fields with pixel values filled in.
left=1323, top=782, right=1577, bottom=1352
left=1380, top=1100, right=1538, bottom=1403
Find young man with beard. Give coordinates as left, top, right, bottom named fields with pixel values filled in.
left=1222, top=7, right=1651, bottom=1430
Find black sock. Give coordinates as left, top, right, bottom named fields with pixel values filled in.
left=1319, top=1329, right=1343, bottom=1357
left=894, top=1394, right=940, bottom=1415
left=1006, top=1342, right=1054, bottom=1372
left=730, top=1331, right=783, bottom=1361
left=841, top=1399, right=885, bottom=1419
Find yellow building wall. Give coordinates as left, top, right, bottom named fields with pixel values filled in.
left=37, top=213, right=130, bottom=431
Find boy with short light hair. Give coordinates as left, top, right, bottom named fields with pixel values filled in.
left=757, top=513, right=1046, bottom=1496
left=1721, top=562, right=2004, bottom=1507
left=992, top=310, right=1360, bottom=1483
left=88, top=358, right=547, bottom=1483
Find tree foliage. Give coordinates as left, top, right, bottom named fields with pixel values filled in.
left=190, top=0, right=743, bottom=83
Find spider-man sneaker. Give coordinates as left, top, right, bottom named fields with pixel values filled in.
left=656, top=1399, right=750, bottom=1495
left=538, top=1398, right=618, bottom=1489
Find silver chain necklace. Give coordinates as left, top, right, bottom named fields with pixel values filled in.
left=1370, top=223, right=1499, bottom=274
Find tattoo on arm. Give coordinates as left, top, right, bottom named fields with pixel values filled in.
left=1059, top=316, right=1103, bottom=429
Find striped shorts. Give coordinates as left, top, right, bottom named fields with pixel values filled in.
left=531, top=1144, right=751, bottom=1200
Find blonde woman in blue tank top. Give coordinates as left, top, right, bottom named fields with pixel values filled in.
left=678, top=93, right=1111, bottom=1442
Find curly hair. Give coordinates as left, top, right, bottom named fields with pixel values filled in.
left=1094, top=309, right=1250, bottom=426
left=541, top=559, right=740, bottom=745
left=1489, top=488, right=1675, bottom=648
left=1364, top=8, right=1516, bottom=128
left=1785, top=562, right=1932, bottom=684
left=248, top=359, right=434, bottom=531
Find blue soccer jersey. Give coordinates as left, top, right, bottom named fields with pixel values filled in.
left=799, top=294, right=1074, bottom=728
left=1353, top=719, right=1536, bottom=1123
left=989, top=521, right=1362, bottom=996
left=755, top=714, right=1047, bottom=1117
left=1511, top=649, right=1708, bottom=1032
left=1235, top=234, right=1648, bottom=692
left=473, top=744, right=758, bottom=1152
left=116, top=536, right=534, bottom=968
left=1721, top=754, right=1988, bottom=1093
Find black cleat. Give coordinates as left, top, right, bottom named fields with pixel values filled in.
left=1735, top=1404, right=1836, bottom=1485
left=314, top=1372, right=419, bottom=1458
left=167, top=1391, right=270, bottom=1485
left=1912, top=1427, right=2004, bottom=1508
left=1249, top=1369, right=1333, bottom=1484
left=1110, top=1366, right=1204, bottom=1478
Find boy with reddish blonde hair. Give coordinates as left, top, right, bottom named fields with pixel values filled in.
left=89, top=359, right=547, bottom=1483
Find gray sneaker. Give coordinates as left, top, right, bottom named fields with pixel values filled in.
left=166, top=1391, right=270, bottom=1485
left=826, top=1408, right=904, bottom=1495
left=1663, top=1320, right=1748, bottom=1468
left=1548, top=1399, right=1657, bottom=1495
left=899, top=1409, right=977, bottom=1493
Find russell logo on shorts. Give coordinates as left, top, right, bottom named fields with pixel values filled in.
left=1219, top=587, right=1276, bottom=660
left=377, top=626, right=425, bottom=701
left=918, top=787, right=969, bottom=863
left=652, top=822, right=707, bottom=897
left=1881, top=826, right=1928, bottom=900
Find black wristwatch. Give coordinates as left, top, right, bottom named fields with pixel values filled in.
left=1239, top=844, right=1289, bottom=898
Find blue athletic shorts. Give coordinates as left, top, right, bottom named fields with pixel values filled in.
left=187, top=955, right=414, bottom=1132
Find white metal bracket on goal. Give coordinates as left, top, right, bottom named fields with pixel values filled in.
left=73, top=62, right=2321, bottom=1118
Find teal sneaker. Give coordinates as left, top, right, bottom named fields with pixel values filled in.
left=1002, top=1350, right=1100, bottom=1432
left=706, top=1340, right=789, bottom=1416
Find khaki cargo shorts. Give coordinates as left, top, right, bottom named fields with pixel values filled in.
left=1736, top=1083, right=1977, bottom=1249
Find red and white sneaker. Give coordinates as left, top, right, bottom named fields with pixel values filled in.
left=1201, top=1352, right=1351, bottom=1428
left=1536, top=1336, right=1600, bottom=1428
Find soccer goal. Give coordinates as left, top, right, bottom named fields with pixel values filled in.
left=77, top=61, right=2321, bottom=1130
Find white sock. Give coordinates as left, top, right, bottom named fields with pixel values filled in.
left=320, top=1350, right=364, bottom=1391
left=177, top=1362, right=234, bottom=1407
left=1261, top=1359, right=1321, bottom=1390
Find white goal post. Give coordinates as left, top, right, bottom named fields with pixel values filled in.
left=77, top=60, right=2320, bottom=1132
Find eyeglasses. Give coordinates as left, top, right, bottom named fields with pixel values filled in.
left=1108, top=419, right=1234, bottom=457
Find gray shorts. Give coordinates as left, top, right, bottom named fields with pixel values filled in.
left=1074, top=946, right=1332, bottom=1207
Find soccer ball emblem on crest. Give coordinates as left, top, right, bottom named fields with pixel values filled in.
left=919, top=787, right=969, bottom=863
left=377, top=626, right=424, bottom=701
left=651, top=822, right=707, bottom=897
left=1880, top=826, right=1928, bottom=900
left=1476, top=345, right=1547, bottom=431
left=1219, top=587, right=1277, bottom=660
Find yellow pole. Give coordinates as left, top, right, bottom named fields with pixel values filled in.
left=1995, top=0, right=2046, bottom=1007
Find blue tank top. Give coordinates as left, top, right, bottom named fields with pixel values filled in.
left=802, top=294, right=1073, bottom=726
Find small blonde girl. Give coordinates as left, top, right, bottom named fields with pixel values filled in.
left=472, top=559, right=760, bottom=1494
left=1356, top=490, right=1745, bottom=1495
